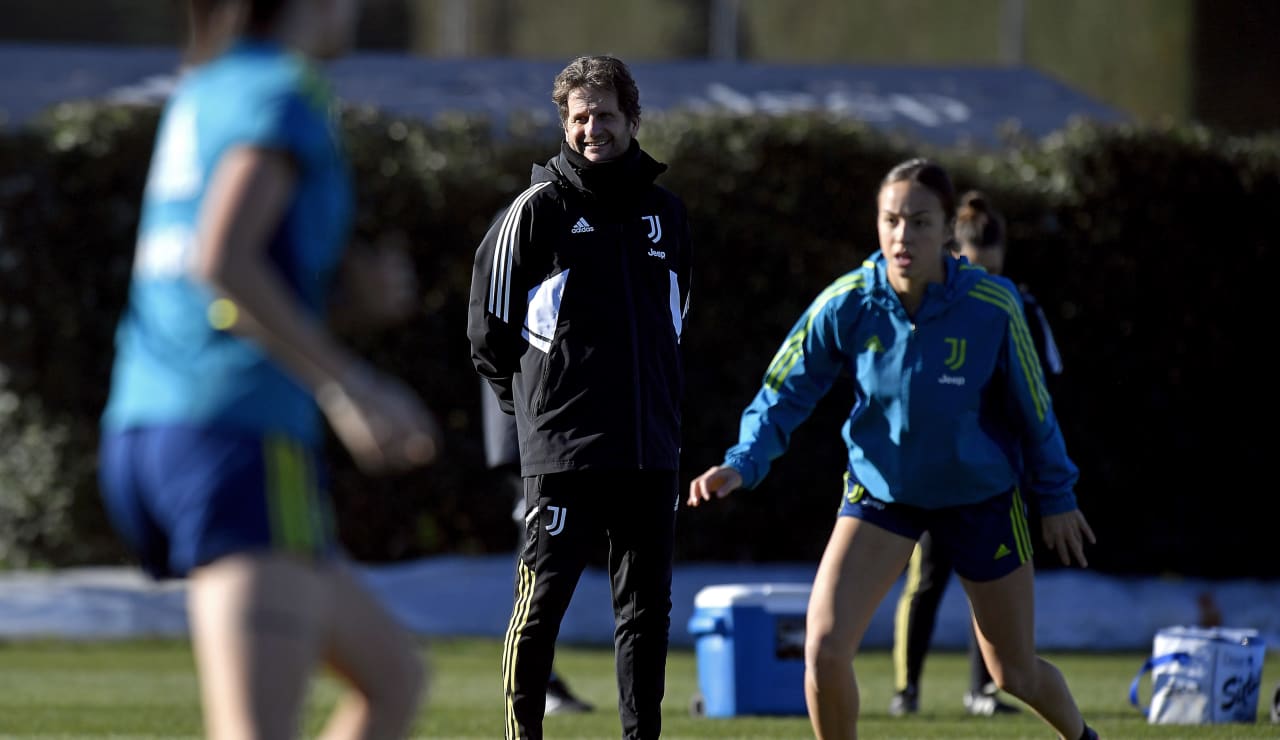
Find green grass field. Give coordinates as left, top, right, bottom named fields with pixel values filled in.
left=0, top=638, right=1275, bottom=738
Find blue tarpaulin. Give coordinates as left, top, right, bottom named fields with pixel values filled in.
left=2, top=558, right=1278, bottom=652
left=0, top=42, right=1126, bottom=147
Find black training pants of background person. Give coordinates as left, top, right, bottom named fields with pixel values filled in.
left=894, top=530, right=994, bottom=695
left=503, top=469, right=678, bottom=740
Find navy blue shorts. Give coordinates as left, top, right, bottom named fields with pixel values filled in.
left=836, top=472, right=1033, bottom=582
left=98, top=426, right=338, bottom=579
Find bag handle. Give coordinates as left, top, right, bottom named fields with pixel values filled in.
left=1128, top=651, right=1192, bottom=716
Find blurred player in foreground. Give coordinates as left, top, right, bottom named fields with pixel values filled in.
left=98, top=1, right=440, bottom=737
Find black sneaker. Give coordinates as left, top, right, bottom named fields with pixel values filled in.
left=545, top=675, right=594, bottom=715
left=888, top=688, right=918, bottom=717
left=963, top=688, right=1020, bottom=716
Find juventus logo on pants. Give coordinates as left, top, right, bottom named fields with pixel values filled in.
left=545, top=505, right=566, bottom=536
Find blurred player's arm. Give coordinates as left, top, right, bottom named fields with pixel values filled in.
left=194, top=145, right=439, bottom=472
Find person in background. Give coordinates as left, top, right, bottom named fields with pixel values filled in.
left=889, top=189, right=1066, bottom=718
left=178, top=0, right=243, bottom=68
left=688, top=159, right=1098, bottom=740
left=481, top=380, right=595, bottom=716
left=468, top=54, right=693, bottom=740
left=98, top=1, right=440, bottom=737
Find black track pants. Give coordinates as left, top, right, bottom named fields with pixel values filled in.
left=892, top=530, right=995, bottom=695
left=502, top=469, right=678, bottom=740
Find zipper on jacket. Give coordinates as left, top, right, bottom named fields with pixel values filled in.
left=619, top=221, right=645, bottom=468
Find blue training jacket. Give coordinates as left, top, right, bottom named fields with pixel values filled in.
left=722, top=252, right=1079, bottom=515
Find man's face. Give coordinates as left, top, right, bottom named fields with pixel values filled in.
left=563, top=85, right=637, bottom=163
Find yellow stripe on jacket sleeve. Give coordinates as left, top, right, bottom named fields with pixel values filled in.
left=969, top=279, right=1050, bottom=422
left=763, top=274, right=865, bottom=391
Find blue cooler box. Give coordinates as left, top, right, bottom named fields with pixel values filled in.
left=687, top=583, right=811, bottom=717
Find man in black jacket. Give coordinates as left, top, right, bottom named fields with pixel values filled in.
left=467, top=55, right=692, bottom=740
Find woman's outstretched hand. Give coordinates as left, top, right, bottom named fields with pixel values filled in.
left=687, top=465, right=743, bottom=508
left=1041, top=509, right=1097, bottom=568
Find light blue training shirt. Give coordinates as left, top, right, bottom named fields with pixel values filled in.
left=102, top=39, right=352, bottom=444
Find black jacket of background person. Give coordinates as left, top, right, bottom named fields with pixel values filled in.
left=467, top=139, right=692, bottom=477
left=1016, top=284, right=1063, bottom=395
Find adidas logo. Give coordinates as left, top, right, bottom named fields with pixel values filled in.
left=570, top=217, right=594, bottom=234
left=993, top=543, right=1011, bottom=560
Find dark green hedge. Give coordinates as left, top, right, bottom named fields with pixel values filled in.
left=2, top=103, right=1276, bottom=576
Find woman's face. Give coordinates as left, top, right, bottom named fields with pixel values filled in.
left=877, top=180, right=949, bottom=291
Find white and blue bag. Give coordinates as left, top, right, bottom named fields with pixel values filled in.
left=1129, top=626, right=1266, bottom=724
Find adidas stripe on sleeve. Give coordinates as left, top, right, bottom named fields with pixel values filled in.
left=488, top=182, right=552, bottom=323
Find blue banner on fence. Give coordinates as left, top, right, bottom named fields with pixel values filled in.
left=0, top=42, right=1126, bottom=147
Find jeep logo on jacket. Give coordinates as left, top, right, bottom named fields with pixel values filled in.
left=467, top=140, right=693, bottom=475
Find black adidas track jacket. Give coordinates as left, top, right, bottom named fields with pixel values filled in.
left=467, top=142, right=692, bottom=476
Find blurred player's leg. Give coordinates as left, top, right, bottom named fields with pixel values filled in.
left=314, top=561, right=426, bottom=739
left=188, top=554, right=327, bottom=740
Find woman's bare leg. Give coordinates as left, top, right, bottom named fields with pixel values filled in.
left=805, top=518, right=917, bottom=740
left=316, top=561, right=427, bottom=740
left=190, top=554, right=425, bottom=740
left=188, top=553, right=327, bottom=740
left=962, top=563, right=1086, bottom=739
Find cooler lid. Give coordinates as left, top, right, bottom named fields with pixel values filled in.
left=1158, top=626, right=1264, bottom=646
left=693, top=582, right=811, bottom=612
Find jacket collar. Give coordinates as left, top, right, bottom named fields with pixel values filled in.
left=532, top=139, right=667, bottom=200
left=869, top=252, right=972, bottom=321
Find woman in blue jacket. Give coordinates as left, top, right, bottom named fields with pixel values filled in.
left=688, top=158, right=1098, bottom=740
left=889, top=189, right=1069, bottom=719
